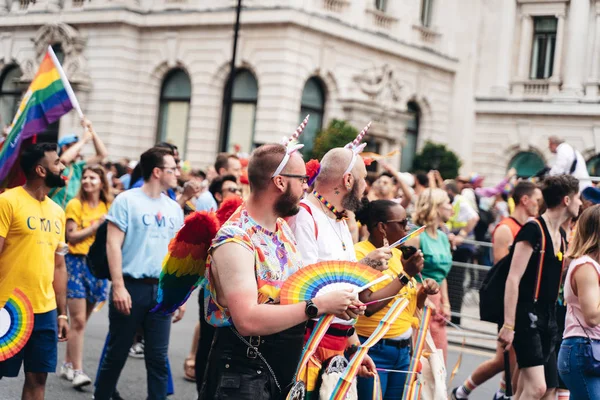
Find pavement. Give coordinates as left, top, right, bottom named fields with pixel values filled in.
left=0, top=294, right=502, bottom=400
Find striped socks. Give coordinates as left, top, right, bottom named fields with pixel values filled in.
left=456, top=377, right=477, bottom=398
left=557, top=389, right=570, bottom=400
left=494, top=379, right=506, bottom=399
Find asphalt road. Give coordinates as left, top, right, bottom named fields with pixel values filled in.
left=0, top=294, right=500, bottom=400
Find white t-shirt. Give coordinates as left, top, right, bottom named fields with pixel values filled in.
left=549, top=142, right=592, bottom=191
left=289, top=199, right=357, bottom=325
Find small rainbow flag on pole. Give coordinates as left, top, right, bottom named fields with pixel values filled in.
left=0, top=45, right=82, bottom=188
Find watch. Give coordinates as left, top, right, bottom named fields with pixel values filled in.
left=398, top=273, right=411, bottom=286
left=305, top=299, right=319, bottom=318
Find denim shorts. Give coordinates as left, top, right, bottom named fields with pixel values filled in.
left=66, top=254, right=108, bottom=303
left=558, top=337, right=600, bottom=399
left=0, top=309, right=58, bottom=377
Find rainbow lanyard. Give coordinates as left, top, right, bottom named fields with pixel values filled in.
left=328, top=298, right=409, bottom=400
left=402, top=307, right=432, bottom=400
left=313, top=191, right=346, bottom=221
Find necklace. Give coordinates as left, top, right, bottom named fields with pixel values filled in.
left=318, top=201, right=348, bottom=252
left=313, top=190, right=347, bottom=221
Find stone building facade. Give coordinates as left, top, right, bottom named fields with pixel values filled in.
left=1, top=0, right=599, bottom=181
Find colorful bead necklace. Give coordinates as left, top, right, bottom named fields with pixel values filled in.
left=313, top=190, right=346, bottom=221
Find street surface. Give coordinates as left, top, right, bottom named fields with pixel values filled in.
left=0, top=294, right=500, bottom=399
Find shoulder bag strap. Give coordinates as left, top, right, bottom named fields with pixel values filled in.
left=299, top=202, right=318, bottom=240
left=531, top=219, right=547, bottom=303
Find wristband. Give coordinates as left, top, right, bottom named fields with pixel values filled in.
left=58, top=315, right=69, bottom=321
left=502, top=323, right=514, bottom=331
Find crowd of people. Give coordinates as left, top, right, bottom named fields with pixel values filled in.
left=1, top=114, right=600, bottom=400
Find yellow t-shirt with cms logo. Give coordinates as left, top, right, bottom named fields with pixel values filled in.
left=0, top=187, right=66, bottom=313
left=65, top=198, right=109, bottom=255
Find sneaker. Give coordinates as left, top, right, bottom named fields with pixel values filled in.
left=59, top=362, right=74, bottom=381
left=72, top=370, right=92, bottom=388
left=450, top=388, right=467, bottom=400
left=128, top=342, right=144, bottom=359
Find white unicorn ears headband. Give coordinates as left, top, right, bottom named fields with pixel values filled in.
left=272, top=115, right=310, bottom=177
left=343, top=121, right=371, bottom=175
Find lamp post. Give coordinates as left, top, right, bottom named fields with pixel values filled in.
left=219, top=0, right=243, bottom=152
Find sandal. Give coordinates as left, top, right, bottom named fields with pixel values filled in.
left=183, top=357, right=196, bottom=382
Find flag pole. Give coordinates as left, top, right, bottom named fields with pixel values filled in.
left=47, top=45, right=84, bottom=119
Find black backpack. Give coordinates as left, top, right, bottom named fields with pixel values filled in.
left=479, top=219, right=546, bottom=324
left=86, top=221, right=111, bottom=280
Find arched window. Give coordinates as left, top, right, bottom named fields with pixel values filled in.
left=0, top=65, right=23, bottom=130
left=508, top=151, right=545, bottom=177
left=401, top=101, right=420, bottom=172
left=299, top=77, right=325, bottom=155
left=587, top=155, right=600, bottom=177
left=157, top=69, right=191, bottom=157
left=221, top=69, right=258, bottom=154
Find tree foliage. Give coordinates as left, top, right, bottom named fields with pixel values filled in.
left=310, top=119, right=358, bottom=160
left=412, top=141, right=462, bottom=179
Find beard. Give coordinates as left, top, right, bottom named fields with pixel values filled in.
left=274, top=185, right=301, bottom=218
left=341, top=180, right=362, bottom=212
left=45, top=170, right=66, bottom=188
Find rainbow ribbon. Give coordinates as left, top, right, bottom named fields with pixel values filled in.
left=328, top=298, right=409, bottom=400
left=389, top=226, right=426, bottom=249
left=372, top=373, right=383, bottom=400
left=402, top=306, right=432, bottom=400
left=286, top=314, right=335, bottom=400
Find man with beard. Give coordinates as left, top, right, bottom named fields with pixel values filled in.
left=94, top=147, right=185, bottom=400
left=289, top=147, right=393, bottom=398
left=200, top=143, right=359, bottom=400
left=0, top=143, right=69, bottom=399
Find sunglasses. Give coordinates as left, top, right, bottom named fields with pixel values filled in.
left=278, top=174, right=310, bottom=185
left=385, top=218, right=409, bottom=227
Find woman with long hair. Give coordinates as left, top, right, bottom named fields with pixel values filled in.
left=558, top=205, right=600, bottom=398
left=354, top=199, right=438, bottom=399
left=59, top=165, right=112, bottom=388
left=407, top=188, right=454, bottom=361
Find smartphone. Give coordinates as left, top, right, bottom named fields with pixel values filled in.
left=399, top=245, right=417, bottom=260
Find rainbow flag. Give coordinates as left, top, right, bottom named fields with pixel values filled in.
left=0, top=48, right=74, bottom=188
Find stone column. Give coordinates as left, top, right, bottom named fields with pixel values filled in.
left=549, top=13, right=566, bottom=95
left=513, top=14, right=534, bottom=96
left=585, top=5, right=600, bottom=98
left=562, top=0, right=590, bottom=97
left=491, top=0, right=517, bottom=96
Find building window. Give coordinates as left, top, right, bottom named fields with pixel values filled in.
left=374, top=0, right=387, bottom=12
left=221, top=69, right=258, bottom=154
left=299, top=77, right=325, bottom=155
left=421, top=0, right=434, bottom=27
left=530, top=17, right=557, bottom=80
left=157, top=69, right=192, bottom=157
left=587, top=155, right=600, bottom=177
left=0, top=65, right=23, bottom=131
left=508, top=151, right=545, bottom=178
left=401, top=101, right=420, bottom=172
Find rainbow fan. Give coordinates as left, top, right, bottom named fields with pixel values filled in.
left=280, top=261, right=387, bottom=305
left=0, top=288, right=34, bottom=361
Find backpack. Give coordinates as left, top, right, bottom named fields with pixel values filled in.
left=86, top=220, right=111, bottom=280
left=479, top=219, right=546, bottom=324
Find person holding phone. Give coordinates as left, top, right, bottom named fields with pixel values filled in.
left=354, top=199, right=438, bottom=399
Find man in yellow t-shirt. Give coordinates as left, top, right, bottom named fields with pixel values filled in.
left=0, top=143, right=69, bottom=400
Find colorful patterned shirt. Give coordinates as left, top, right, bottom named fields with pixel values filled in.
left=204, top=205, right=303, bottom=327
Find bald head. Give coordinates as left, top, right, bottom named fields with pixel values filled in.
left=316, top=148, right=355, bottom=187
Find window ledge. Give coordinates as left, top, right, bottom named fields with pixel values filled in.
left=512, top=79, right=561, bottom=97
left=322, top=0, right=350, bottom=13
left=412, top=24, right=441, bottom=44
left=366, top=8, right=398, bottom=30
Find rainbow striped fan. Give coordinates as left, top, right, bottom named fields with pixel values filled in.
left=0, top=288, right=34, bottom=361
left=280, top=261, right=385, bottom=305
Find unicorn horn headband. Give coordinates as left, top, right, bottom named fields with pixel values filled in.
left=272, top=115, right=310, bottom=177
left=343, top=121, right=371, bottom=175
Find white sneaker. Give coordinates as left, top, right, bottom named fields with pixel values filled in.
left=72, top=370, right=92, bottom=388
left=59, top=362, right=74, bottom=381
left=128, top=342, right=144, bottom=359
